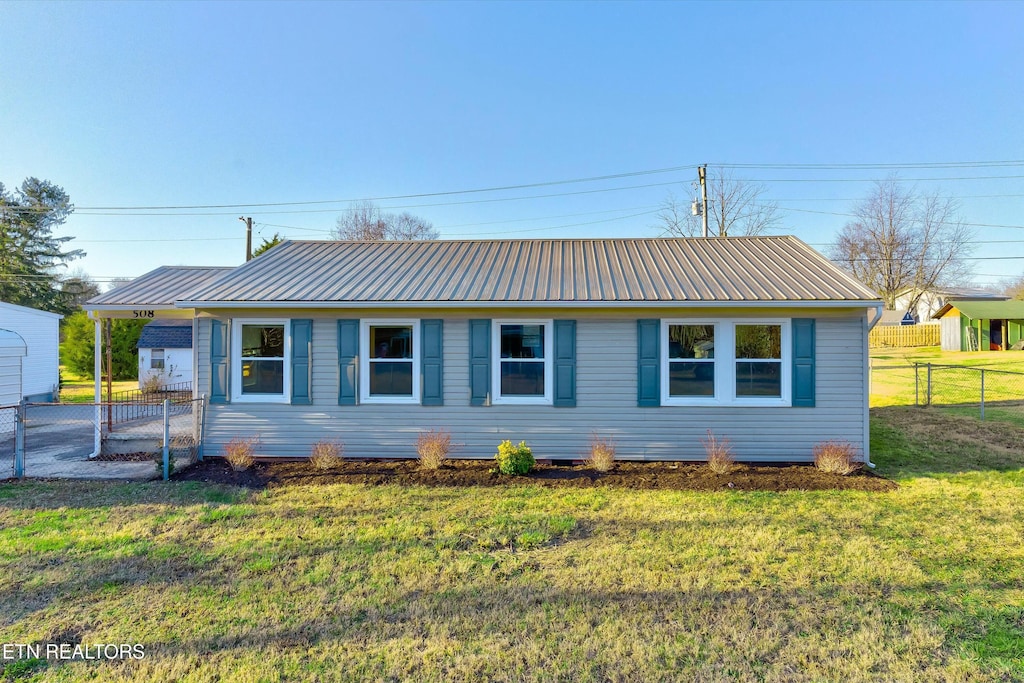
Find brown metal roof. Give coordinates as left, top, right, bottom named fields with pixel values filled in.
left=86, top=266, right=235, bottom=308
left=177, top=237, right=879, bottom=307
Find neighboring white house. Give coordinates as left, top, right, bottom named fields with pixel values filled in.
left=137, top=319, right=193, bottom=389
left=0, top=302, right=62, bottom=402
left=894, top=286, right=1009, bottom=324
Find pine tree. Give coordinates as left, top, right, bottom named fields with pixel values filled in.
left=0, top=178, right=83, bottom=313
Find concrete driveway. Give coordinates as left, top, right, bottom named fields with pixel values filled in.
left=0, top=405, right=157, bottom=481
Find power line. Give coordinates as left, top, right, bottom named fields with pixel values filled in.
left=256, top=204, right=665, bottom=236
left=716, top=160, right=1024, bottom=169
left=3, top=158, right=1024, bottom=214
left=62, top=180, right=688, bottom=217
left=776, top=205, right=1024, bottom=230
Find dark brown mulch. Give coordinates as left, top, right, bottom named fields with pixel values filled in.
left=171, top=458, right=896, bottom=492
left=93, top=451, right=158, bottom=462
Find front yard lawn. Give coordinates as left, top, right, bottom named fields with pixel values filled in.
left=1, top=409, right=1022, bottom=681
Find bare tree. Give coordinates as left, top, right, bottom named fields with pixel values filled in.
left=830, top=177, right=975, bottom=311
left=655, top=169, right=780, bottom=238
left=333, top=200, right=439, bottom=241
left=106, top=276, right=134, bottom=292
left=1001, top=274, right=1024, bottom=300
left=58, top=268, right=101, bottom=309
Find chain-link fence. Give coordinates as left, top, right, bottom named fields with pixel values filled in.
left=2, top=397, right=205, bottom=480
left=1, top=404, right=18, bottom=480
left=912, top=363, right=1024, bottom=421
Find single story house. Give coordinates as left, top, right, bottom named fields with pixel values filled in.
left=137, top=319, right=194, bottom=389
left=896, top=286, right=1008, bottom=324
left=0, top=301, right=62, bottom=402
left=933, top=300, right=1024, bottom=351
left=876, top=309, right=913, bottom=326
left=156, top=236, right=883, bottom=464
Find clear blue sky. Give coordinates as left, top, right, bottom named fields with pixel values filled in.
left=2, top=1, right=1022, bottom=288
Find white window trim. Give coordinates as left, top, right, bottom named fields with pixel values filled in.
left=359, top=319, right=420, bottom=405
left=492, top=319, right=553, bottom=405
left=231, top=318, right=291, bottom=404
left=661, top=318, right=791, bottom=407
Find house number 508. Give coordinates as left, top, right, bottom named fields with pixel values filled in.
left=133, top=310, right=155, bottom=318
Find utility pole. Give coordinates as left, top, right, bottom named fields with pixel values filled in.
left=240, top=216, right=253, bottom=261
left=698, top=165, right=709, bottom=238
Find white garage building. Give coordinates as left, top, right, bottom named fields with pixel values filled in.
left=0, top=301, right=63, bottom=402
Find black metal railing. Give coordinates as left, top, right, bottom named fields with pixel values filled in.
left=105, top=382, right=193, bottom=426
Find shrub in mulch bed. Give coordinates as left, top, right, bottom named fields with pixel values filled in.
left=171, top=458, right=896, bottom=492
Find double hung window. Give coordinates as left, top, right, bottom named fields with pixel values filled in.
left=232, top=320, right=290, bottom=402
left=661, top=319, right=790, bottom=406
left=492, top=320, right=552, bottom=404
left=360, top=320, right=419, bottom=403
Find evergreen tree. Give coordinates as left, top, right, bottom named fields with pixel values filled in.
left=61, top=311, right=147, bottom=380
left=253, top=232, right=284, bottom=257
left=0, top=178, right=82, bottom=313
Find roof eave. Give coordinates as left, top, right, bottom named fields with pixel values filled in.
left=177, top=298, right=882, bottom=310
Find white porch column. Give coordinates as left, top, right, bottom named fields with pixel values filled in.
left=92, top=316, right=102, bottom=457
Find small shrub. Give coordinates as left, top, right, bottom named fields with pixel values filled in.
left=702, top=429, right=736, bottom=474
left=140, top=374, right=163, bottom=394
left=495, top=439, right=535, bottom=476
left=309, top=440, right=344, bottom=470
left=813, top=440, right=861, bottom=475
left=154, top=452, right=175, bottom=478
left=417, top=429, right=452, bottom=470
left=586, top=434, right=616, bottom=472
left=224, top=437, right=256, bottom=471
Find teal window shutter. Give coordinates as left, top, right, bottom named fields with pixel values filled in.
left=421, top=319, right=444, bottom=406
left=792, top=318, right=816, bottom=407
left=637, top=319, right=660, bottom=407
left=338, top=319, right=359, bottom=405
left=553, top=320, right=576, bottom=407
left=291, top=319, right=312, bottom=405
left=210, top=319, right=229, bottom=404
left=469, top=319, right=491, bottom=406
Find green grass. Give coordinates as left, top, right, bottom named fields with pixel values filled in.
left=871, top=346, right=1024, bottom=427
left=2, top=412, right=1023, bottom=681
left=58, top=367, right=136, bottom=404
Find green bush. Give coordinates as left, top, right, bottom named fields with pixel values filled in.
left=60, top=310, right=146, bottom=380
left=494, top=440, right=535, bottom=475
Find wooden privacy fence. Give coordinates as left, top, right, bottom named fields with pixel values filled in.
left=870, top=324, right=940, bottom=348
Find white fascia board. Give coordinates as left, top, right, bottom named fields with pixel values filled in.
left=176, top=299, right=883, bottom=310
left=0, top=301, right=63, bottom=320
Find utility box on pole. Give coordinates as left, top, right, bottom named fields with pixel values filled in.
left=698, top=165, right=709, bottom=238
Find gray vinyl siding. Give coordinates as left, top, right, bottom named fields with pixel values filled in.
left=198, top=311, right=867, bottom=462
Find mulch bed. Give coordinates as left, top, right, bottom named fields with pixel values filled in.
left=92, top=452, right=158, bottom=462
left=172, top=458, right=896, bottom=492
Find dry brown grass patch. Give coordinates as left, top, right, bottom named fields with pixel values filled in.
left=310, top=440, right=344, bottom=470
left=813, top=440, right=861, bottom=475
left=586, top=434, right=617, bottom=472
left=224, top=437, right=256, bottom=471
left=702, top=429, right=736, bottom=475
left=416, top=429, right=452, bottom=470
